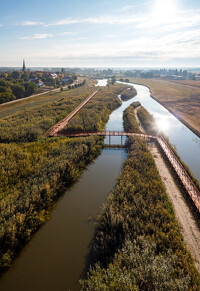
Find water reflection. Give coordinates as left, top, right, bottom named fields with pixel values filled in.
left=156, top=116, right=170, bottom=133
left=118, top=82, right=200, bottom=183
left=95, top=79, right=108, bottom=86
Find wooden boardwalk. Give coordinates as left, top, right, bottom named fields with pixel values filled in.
left=157, top=136, right=200, bottom=212
left=53, top=130, right=156, bottom=139
left=48, top=90, right=100, bottom=137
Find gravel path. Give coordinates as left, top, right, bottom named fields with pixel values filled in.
left=149, top=143, right=200, bottom=272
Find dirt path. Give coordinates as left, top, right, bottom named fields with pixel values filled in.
left=149, top=143, right=200, bottom=272
left=49, top=90, right=99, bottom=137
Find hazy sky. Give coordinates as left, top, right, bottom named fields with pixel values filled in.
left=1, top=0, right=200, bottom=67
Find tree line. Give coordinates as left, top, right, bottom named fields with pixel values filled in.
left=0, top=79, right=37, bottom=104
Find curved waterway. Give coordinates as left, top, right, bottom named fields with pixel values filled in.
left=118, top=82, right=200, bottom=183
left=1, top=79, right=200, bottom=291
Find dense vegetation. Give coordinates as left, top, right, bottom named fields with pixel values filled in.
left=81, top=137, right=200, bottom=290
left=0, top=82, right=128, bottom=276
left=0, top=86, right=96, bottom=143
left=81, top=104, right=200, bottom=289
left=123, top=102, right=141, bottom=133
left=0, top=78, right=37, bottom=104
left=0, top=136, right=103, bottom=274
left=0, top=83, right=127, bottom=142
left=137, top=106, right=157, bottom=134
left=120, top=86, right=137, bottom=101
left=62, top=84, right=128, bottom=133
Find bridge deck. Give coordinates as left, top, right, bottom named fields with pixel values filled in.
left=54, top=130, right=156, bottom=139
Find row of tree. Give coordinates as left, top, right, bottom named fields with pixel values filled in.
left=0, top=79, right=37, bottom=104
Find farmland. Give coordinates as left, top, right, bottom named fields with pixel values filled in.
left=127, top=78, right=200, bottom=137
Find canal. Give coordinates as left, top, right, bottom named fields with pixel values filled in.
left=0, top=79, right=199, bottom=290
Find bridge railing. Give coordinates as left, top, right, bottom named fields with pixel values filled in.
left=157, top=136, right=200, bottom=212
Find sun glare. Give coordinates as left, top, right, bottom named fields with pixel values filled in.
left=152, top=0, right=177, bottom=22
left=156, top=117, right=170, bottom=132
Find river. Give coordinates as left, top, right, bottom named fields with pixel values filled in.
left=0, top=79, right=199, bottom=291
left=119, top=82, right=200, bottom=183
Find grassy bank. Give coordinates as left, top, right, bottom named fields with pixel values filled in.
left=81, top=137, right=200, bottom=290
left=81, top=102, right=200, bottom=290
left=137, top=106, right=157, bottom=135
left=120, top=86, right=137, bottom=101
left=123, top=102, right=141, bottom=133
left=0, top=136, right=103, bottom=275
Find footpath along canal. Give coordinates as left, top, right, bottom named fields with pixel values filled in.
left=0, top=80, right=200, bottom=290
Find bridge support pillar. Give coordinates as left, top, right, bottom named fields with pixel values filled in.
left=121, top=135, right=123, bottom=146
left=109, top=135, right=111, bottom=145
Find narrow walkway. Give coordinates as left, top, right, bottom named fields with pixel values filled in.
left=149, top=143, right=200, bottom=272
left=53, top=130, right=156, bottom=139
left=48, top=90, right=100, bottom=136
left=157, top=136, right=200, bottom=213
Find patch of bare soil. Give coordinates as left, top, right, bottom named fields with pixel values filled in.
left=149, top=143, right=200, bottom=272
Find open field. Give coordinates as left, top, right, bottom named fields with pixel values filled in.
left=0, top=78, right=94, bottom=119
left=168, top=80, right=200, bottom=88
left=0, top=80, right=101, bottom=143
left=128, top=78, right=200, bottom=137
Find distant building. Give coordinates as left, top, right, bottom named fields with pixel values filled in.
left=22, top=59, right=26, bottom=72
left=36, top=80, right=44, bottom=87
left=62, top=75, right=73, bottom=84
left=50, top=73, right=58, bottom=79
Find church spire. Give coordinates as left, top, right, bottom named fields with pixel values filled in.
left=22, top=59, right=26, bottom=72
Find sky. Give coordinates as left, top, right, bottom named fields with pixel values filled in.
left=1, top=0, right=200, bottom=67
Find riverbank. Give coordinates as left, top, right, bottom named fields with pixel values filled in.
left=81, top=103, right=200, bottom=288
left=81, top=136, right=200, bottom=289
left=0, top=136, right=103, bottom=275
left=0, top=82, right=126, bottom=276
left=149, top=143, right=200, bottom=272
left=134, top=102, right=200, bottom=271
left=125, top=78, right=200, bottom=138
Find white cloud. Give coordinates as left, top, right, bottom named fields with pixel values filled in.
left=20, top=33, right=53, bottom=39
left=58, top=31, right=73, bottom=36
left=21, top=20, right=44, bottom=26
left=45, top=15, right=145, bottom=26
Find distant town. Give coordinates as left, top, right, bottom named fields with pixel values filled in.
left=1, top=63, right=200, bottom=81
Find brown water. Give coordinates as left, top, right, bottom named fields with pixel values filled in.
left=0, top=149, right=126, bottom=291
